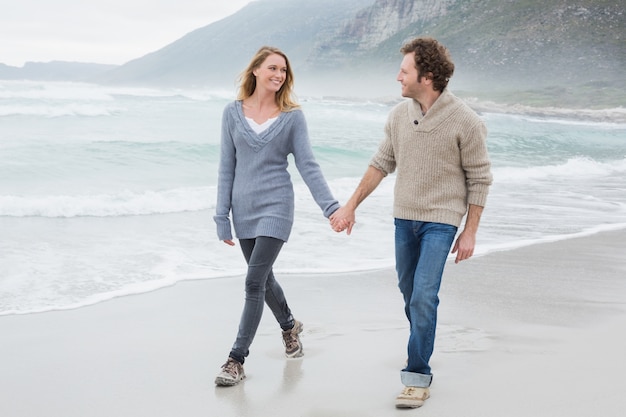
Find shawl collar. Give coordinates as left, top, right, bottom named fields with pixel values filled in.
left=407, top=89, right=462, bottom=133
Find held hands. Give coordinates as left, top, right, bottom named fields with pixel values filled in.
left=329, top=206, right=356, bottom=235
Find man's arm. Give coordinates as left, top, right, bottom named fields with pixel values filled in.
left=451, top=204, right=484, bottom=263
left=330, top=166, right=385, bottom=235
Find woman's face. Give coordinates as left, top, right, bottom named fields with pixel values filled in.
left=253, top=53, right=287, bottom=93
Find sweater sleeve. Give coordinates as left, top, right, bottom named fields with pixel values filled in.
left=213, top=105, right=236, bottom=240
left=460, top=119, right=493, bottom=207
left=369, top=107, right=398, bottom=176
left=290, top=110, right=340, bottom=218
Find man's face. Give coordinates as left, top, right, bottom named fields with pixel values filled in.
left=397, top=52, right=422, bottom=98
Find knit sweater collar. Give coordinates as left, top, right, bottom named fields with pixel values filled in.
left=234, top=100, right=289, bottom=152
left=408, top=89, right=461, bottom=133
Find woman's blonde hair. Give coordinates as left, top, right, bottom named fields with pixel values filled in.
left=237, top=46, right=300, bottom=111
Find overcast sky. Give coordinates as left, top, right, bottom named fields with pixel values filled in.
left=0, top=1, right=252, bottom=67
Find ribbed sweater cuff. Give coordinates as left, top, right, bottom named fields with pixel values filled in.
left=323, top=201, right=341, bottom=218
left=468, top=190, right=489, bottom=208
left=214, top=216, right=233, bottom=241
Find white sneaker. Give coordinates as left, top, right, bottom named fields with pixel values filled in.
left=395, top=386, right=430, bottom=408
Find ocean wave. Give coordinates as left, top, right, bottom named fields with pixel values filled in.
left=0, top=273, right=237, bottom=317
left=112, top=88, right=235, bottom=102
left=0, top=103, right=122, bottom=117
left=0, top=80, right=233, bottom=102
left=477, top=222, right=626, bottom=257
left=493, top=156, right=626, bottom=182
left=0, top=187, right=215, bottom=217
left=467, top=98, right=626, bottom=124
left=0, top=80, right=114, bottom=101
left=4, top=222, right=625, bottom=317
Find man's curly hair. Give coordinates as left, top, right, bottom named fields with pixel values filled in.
left=400, top=37, right=454, bottom=92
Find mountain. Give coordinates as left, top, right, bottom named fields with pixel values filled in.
left=4, top=0, right=624, bottom=105
left=368, top=0, right=625, bottom=89
left=95, top=0, right=373, bottom=90
left=305, top=0, right=625, bottom=97
left=95, top=0, right=624, bottom=103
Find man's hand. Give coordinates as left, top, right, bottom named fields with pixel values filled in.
left=451, top=204, right=483, bottom=263
left=330, top=206, right=356, bottom=235
left=451, top=230, right=475, bottom=263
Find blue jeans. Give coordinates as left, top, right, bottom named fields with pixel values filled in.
left=229, top=236, right=295, bottom=364
left=394, top=219, right=457, bottom=387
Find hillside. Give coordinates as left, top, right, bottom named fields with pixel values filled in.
left=3, top=0, right=624, bottom=107
left=98, top=0, right=624, bottom=105
left=308, top=0, right=625, bottom=104
left=95, top=0, right=372, bottom=89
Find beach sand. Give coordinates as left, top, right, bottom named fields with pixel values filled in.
left=1, top=229, right=625, bottom=417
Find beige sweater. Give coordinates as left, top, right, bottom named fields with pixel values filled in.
left=371, top=89, right=492, bottom=227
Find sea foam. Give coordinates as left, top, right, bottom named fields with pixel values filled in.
left=0, top=187, right=214, bottom=217
left=493, top=156, right=626, bottom=183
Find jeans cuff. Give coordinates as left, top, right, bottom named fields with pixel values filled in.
left=401, top=370, right=432, bottom=387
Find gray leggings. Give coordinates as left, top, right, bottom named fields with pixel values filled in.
left=229, top=236, right=295, bottom=364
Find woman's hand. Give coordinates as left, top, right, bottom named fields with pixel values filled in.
left=223, top=239, right=235, bottom=246
left=330, top=206, right=355, bottom=235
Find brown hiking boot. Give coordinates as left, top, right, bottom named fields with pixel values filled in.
left=282, top=320, right=303, bottom=358
left=215, top=357, right=245, bottom=386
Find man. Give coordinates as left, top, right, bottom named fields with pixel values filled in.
left=330, top=37, right=492, bottom=409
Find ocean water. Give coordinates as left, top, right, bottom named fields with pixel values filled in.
left=1, top=80, right=625, bottom=315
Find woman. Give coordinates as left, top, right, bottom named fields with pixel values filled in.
left=213, top=46, right=340, bottom=386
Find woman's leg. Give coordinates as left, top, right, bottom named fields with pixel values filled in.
left=264, top=270, right=295, bottom=331
left=229, top=236, right=284, bottom=364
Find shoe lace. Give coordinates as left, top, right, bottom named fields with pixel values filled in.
left=222, top=359, right=240, bottom=377
left=282, top=329, right=299, bottom=351
left=402, top=386, right=428, bottom=399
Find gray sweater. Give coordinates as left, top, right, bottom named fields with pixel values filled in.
left=214, top=100, right=340, bottom=242
left=371, top=89, right=492, bottom=228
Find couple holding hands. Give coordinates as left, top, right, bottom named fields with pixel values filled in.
left=212, top=37, right=492, bottom=409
